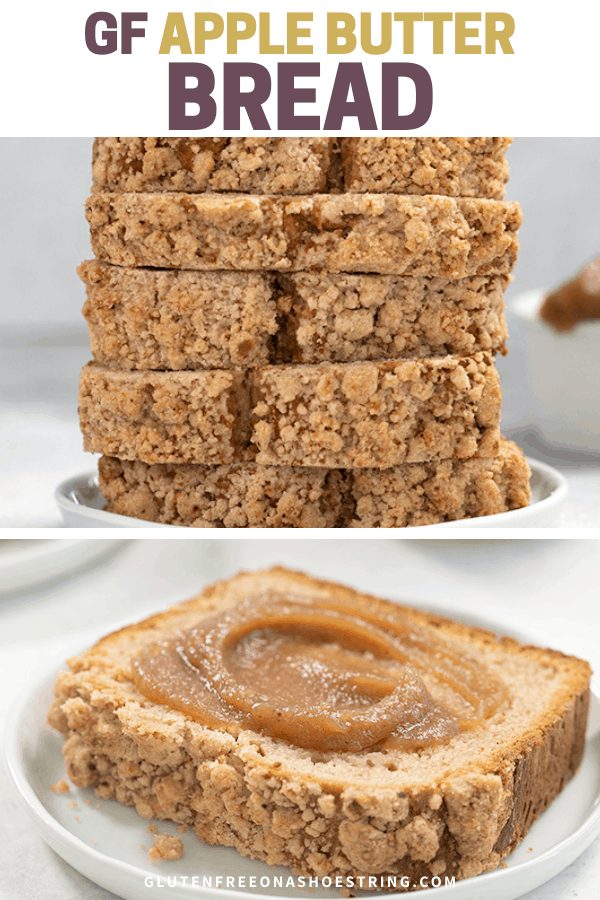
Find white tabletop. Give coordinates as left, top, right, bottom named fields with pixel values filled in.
left=1, top=538, right=599, bottom=899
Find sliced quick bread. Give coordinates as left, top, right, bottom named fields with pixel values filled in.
left=49, top=568, right=590, bottom=886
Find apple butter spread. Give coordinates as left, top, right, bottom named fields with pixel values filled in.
left=132, top=594, right=507, bottom=753
left=540, top=257, right=600, bottom=331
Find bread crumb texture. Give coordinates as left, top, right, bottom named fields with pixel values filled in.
left=149, top=831, right=184, bottom=862
left=86, top=192, right=520, bottom=277
left=97, top=439, right=530, bottom=528
left=50, top=779, right=70, bottom=794
left=48, top=568, right=591, bottom=885
left=79, top=364, right=253, bottom=466
left=92, top=138, right=510, bottom=199
left=80, top=353, right=501, bottom=469
left=81, top=137, right=525, bottom=528
left=80, top=261, right=508, bottom=370
left=253, top=353, right=501, bottom=468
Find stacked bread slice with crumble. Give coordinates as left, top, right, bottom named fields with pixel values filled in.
left=78, top=137, right=530, bottom=527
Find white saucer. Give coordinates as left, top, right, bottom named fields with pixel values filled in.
left=5, top=655, right=600, bottom=900
left=0, top=539, right=122, bottom=595
left=55, top=456, right=567, bottom=530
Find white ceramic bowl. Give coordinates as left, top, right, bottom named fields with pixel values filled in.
left=55, top=458, right=568, bottom=530
left=511, top=289, right=600, bottom=453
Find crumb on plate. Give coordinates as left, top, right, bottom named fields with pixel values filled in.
left=50, top=779, right=70, bottom=794
left=149, top=832, right=184, bottom=862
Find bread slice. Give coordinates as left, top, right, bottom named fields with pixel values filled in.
left=91, top=137, right=510, bottom=199
left=253, top=352, right=500, bottom=469
left=349, top=439, right=530, bottom=527
left=276, top=271, right=508, bottom=364
left=98, top=456, right=348, bottom=528
left=97, top=439, right=530, bottom=528
left=92, top=137, right=335, bottom=195
left=80, top=260, right=508, bottom=370
left=86, top=192, right=520, bottom=277
left=79, top=260, right=279, bottom=370
left=78, top=363, right=253, bottom=467
left=49, top=567, right=591, bottom=886
left=80, top=353, right=500, bottom=469
left=340, top=138, right=510, bottom=198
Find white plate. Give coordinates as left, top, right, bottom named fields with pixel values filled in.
left=55, top=457, right=567, bottom=530
left=0, top=539, right=122, bottom=595
left=5, top=619, right=600, bottom=900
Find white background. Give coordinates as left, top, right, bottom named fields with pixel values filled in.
left=1, top=538, right=600, bottom=898
left=3, top=1, right=600, bottom=135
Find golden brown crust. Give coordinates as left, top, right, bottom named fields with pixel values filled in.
left=49, top=568, right=591, bottom=886
left=492, top=688, right=589, bottom=858
left=59, top=567, right=591, bottom=681
left=79, top=139, right=526, bottom=539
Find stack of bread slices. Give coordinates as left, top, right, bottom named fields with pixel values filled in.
left=79, top=137, right=531, bottom=527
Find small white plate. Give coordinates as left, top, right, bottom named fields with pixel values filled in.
left=0, top=539, right=122, bottom=595
left=5, top=622, right=600, bottom=900
left=55, top=457, right=567, bottom=530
